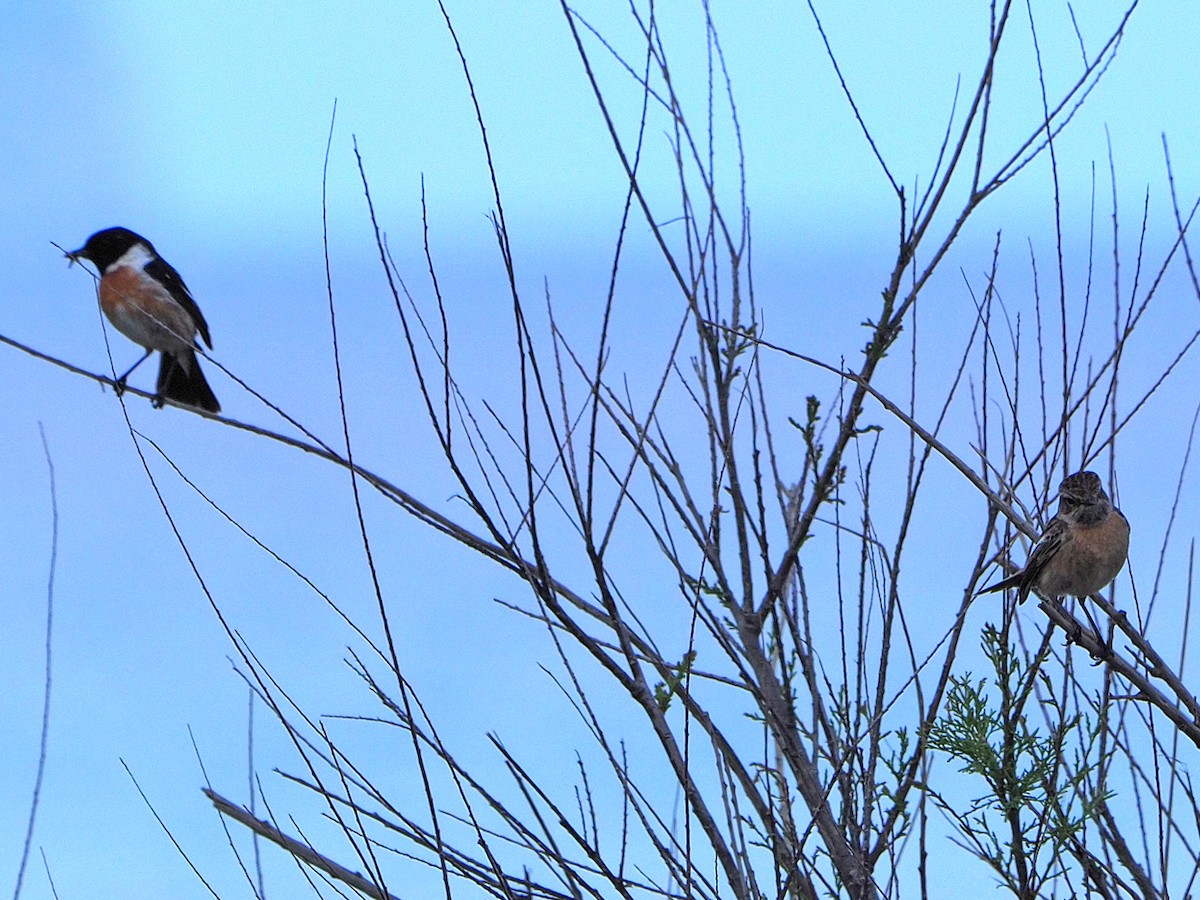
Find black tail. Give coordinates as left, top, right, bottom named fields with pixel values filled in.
left=157, top=349, right=220, bottom=414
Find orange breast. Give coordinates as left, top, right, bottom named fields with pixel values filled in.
left=97, top=266, right=197, bottom=354
left=98, top=266, right=144, bottom=316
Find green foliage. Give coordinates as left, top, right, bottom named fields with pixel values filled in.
left=790, top=395, right=824, bottom=469
left=654, top=650, right=698, bottom=712
left=924, top=627, right=1111, bottom=890
left=788, top=395, right=850, bottom=508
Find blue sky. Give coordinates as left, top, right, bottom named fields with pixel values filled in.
left=2, top=2, right=1199, bottom=897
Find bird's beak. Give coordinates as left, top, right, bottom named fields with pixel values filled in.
left=65, top=247, right=85, bottom=266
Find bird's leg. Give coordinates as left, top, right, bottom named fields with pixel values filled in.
left=114, top=350, right=152, bottom=396
left=1079, top=598, right=1114, bottom=664
left=1056, top=596, right=1087, bottom=646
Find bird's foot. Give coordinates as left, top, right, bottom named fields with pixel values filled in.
left=1089, top=639, right=1115, bottom=665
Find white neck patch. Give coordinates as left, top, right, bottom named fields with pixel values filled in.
left=107, top=242, right=154, bottom=273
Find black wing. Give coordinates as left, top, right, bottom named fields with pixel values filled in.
left=144, top=255, right=213, bottom=349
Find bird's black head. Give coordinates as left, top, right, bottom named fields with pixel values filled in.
left=66, top=227, right=154, bottom=271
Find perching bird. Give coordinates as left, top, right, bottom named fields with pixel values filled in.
left=67, top=227, right=219, bottom=413
left=977, top=470, right=1129, bottom=604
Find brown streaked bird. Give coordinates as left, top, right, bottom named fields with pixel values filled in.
left=66, top=227, right=220, bottom=413
left=977, top=470, right=1130, bottom=604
